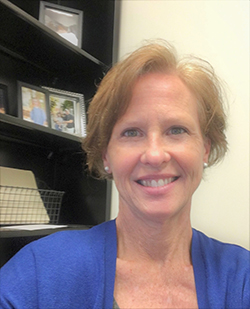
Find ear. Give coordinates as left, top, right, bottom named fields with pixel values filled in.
left=203, top=137, right=211, bottom=163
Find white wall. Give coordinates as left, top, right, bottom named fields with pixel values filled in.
left=111, top=0, right=249, bottom=250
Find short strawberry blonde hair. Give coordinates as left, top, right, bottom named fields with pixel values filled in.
left=82, top=41, right=228, bottom=179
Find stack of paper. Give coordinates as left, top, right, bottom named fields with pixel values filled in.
left=0, top=167, right=50, bottom=224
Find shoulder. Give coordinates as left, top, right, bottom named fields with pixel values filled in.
left=192, top=229, right=250, bottom=308
left=0, top=220, right=117, bottom=308
left=29, top=219, right=116, bottom=261
left=1, top=220, right=116, bottom=275
left=192, top=228, right=249, bottom=264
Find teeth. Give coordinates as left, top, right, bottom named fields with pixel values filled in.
left=139, top=178, right=177, bottom=187
left=151, top=180, right=157, bottom=187
left=158, top=179, right=165, bottom=187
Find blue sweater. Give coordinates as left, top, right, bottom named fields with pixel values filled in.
left=0, top=220, right=249, bottom=308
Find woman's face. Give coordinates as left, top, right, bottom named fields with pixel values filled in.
left=103, top=73, right=210, bottom=222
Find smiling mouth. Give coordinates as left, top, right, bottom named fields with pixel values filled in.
left=136, top=177, right=179, bottom=188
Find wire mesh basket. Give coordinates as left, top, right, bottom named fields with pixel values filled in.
left=0, top=185, right=64, bottom=225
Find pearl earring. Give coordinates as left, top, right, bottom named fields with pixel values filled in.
left=203, top=162, right=208, bottom=169
left=104, top=166, right=109, bottom=172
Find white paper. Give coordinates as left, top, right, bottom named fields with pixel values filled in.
left=1, top=224, right=67, bottom=231
left=0, top=167, right=50, bottom=224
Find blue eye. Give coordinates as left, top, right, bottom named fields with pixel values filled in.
left=170, top=127, right=186, bottom=135
left=123, top=129, right=140, bottom=137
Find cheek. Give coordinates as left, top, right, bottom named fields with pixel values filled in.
left=174, top=143, right=204, bottom=170
left=107, top=145, right=141, bottom=180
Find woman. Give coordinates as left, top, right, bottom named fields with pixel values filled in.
left=0, top=42, right=249, bottom=309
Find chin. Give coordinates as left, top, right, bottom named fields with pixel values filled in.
left=137, top=199, right=191, bottom=222
left=138, top=206, right=181, bottom=222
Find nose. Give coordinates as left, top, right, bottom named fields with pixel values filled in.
left=140, top=134, right=171, bottom=167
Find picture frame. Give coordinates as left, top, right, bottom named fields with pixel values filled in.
left=0, top=83, right=8, bottom=114
left=42, top=86, right=86, bottom=138
left=18, top=81, right=49, bottom=127
left=39, top=1, right=83, bottom=48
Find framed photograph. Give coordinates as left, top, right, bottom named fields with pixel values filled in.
left=39, top=1, right=83, bottom=48
left=0, top=83, right=8, bottom=114
left=18, top=81, right=49, bottom=127
left=42, top=86, right=86, bottom=137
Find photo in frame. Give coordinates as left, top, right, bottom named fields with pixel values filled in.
left=0, top=83, right=8, bottom=114
left=18, top=81, right=49, bottom=127
left=39, top=1, right=83, bottom=48
left=42, top=86, right=86, bottom=137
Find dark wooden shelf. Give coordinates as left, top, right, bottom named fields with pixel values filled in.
left=0, top=0, right=108, bottom=78
left=0, top=0, right=114, bottom=267
left=0, top=113, right=83, bottom=152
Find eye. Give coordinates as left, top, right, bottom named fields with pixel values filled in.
left=169, top=127, right=187, bottom=135
left=123, top=129, right=141, bottom=137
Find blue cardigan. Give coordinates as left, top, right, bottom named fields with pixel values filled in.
left=0, top=220, right=249, bottom=309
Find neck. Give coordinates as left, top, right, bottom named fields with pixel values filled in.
left=116, top=207, right=193, bottom=265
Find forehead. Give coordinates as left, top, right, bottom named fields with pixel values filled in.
left=123, top=73, right=199, bottom=117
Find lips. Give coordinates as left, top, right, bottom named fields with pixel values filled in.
left=136, top=177, right=179, bottom=188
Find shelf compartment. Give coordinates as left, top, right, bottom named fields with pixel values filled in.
left=0, top=113, right=83, bottom=151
